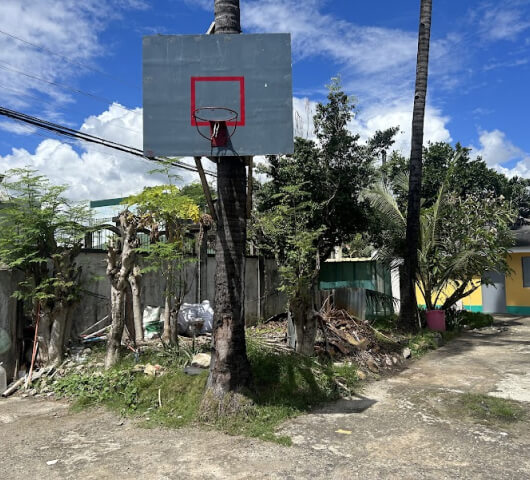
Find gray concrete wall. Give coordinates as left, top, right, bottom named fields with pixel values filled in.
left=72, top=252, right=287, bottom=336
left=0, top=268, right=21, bottom=382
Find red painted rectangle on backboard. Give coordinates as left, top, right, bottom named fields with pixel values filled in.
left=190, top=76, right=245, bottom=126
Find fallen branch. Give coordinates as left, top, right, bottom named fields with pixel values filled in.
left=2, top=377, right=25, bottom=397
left=79, top=315, right=109, bottom=337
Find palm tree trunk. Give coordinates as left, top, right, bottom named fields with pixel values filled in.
left=400, top=0, right=433, bottom=331
left=204, top=0, right=252, bottom=401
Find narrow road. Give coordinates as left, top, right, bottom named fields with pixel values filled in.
left=1, top=315, right=529, bottom=479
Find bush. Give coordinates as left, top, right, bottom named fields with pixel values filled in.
left=49, top=339, right=361, bottom=444
left=445, top=309, right=494, bottom=331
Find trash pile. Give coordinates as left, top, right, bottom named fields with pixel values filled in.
left=177, top=300, right=214, bottom=336
left=316, top=306, right=405, bottom=374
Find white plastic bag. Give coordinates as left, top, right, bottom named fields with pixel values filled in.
left=177, top=302, right=213, bottom=336
left=143, top=306, right=161, bottom=339
left=199, top=300, right=214, bottom=333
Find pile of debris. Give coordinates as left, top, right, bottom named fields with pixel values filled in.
left=251, top=301, right=410, bottom=376
left=317, top=306, right=405, bottom=374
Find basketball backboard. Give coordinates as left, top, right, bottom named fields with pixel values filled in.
left=143, top=34, right=293, bottom=157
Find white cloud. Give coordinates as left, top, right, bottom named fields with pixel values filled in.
left=469, top=128, right=530, bottom=180
left=352, top=101, right=452, bottom=156
left=0, top=120, right=37, bottom=136
left=477, top=2, right=530, bottom=41
left=473, top=129, right=525, bottom=167
left=0, top=103, right=198, bottom=202
left=293, top=95, right=451, bottom=156
left=0, top=0, right=145, bottom=111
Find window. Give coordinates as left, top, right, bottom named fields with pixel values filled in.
left=522, top=257, right=530, bottom=287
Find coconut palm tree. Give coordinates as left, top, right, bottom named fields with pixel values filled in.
left=401, top=0, right=434, bottom=331
left=366, top=157, right=514, bottom=315
left=205, top=0, right=252, bottom=400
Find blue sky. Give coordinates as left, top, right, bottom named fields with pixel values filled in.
left=1, top=0, right=529, bottom=200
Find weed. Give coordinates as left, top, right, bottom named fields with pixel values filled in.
left=50, top=337, right=360, bottom=445
left=371, top=314, right=399, bottom=332
left=454, top=393, right=525, bottom=425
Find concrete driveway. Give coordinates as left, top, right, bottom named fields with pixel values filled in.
left=1, top=315, right=529, bottom=479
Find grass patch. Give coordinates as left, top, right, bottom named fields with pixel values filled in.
left=371, top=314, right=398, bottom=332
left=406, top=329, right=459, bottom=358
left=461, top=311, right=494, bottom=329
left=454, top=393, right=525, bottom=425
left=50, top=337, right=360, bottom=445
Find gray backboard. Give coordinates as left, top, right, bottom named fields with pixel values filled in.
left=143, top=34, right=293, bottom=157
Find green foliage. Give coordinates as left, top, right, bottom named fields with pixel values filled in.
left=381, top=141, right=530, bottom=224
left=51, top=339, right=360, bottom=444
left=254, top=78, right=395, bottom=305
left=0, top=168, right=90, bottom=308
left=445, top=310, right=494, bottom=331
left=127, top=184, right=199, bottom=235
left=128, top=184, right=200, bottom=303
left=371, top=313, right=399, bottom=331
left=455, top=393, right=525, bottom=424
left=367, top=157, right=515, bottom=311
left=406, top=330, right=458, bottom=357
left=180, top=182, right=215, bottom=213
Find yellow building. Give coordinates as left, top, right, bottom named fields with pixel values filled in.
left=416, top=279, right=483, bottom=312
left=417, top=226, right=530, bottom=314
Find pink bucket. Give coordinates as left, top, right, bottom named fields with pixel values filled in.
left=426, top=310, right=446, bottom=332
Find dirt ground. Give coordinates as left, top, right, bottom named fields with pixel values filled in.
left=1, top=315, right=529, bottom=479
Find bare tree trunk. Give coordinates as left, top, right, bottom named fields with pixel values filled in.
left=48, top=306, right=68, bottom=366
left=204, top=0, right=252, bottom=404
left=214, top=0, right=241, bottom=33
left=105, top=285, right=124, bottom=369
left=105, top=211, right=138, bottom=368
left=162, top=294, right=172, bottom=343
left=400, top=0, right=433, bottom=332
left=129, top=266, right=143, bottom=343
left=37, top=308, right=51, bottom=366
left=290, top=297, right=317, bottom=356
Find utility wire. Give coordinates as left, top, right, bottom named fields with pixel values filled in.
left=0, top=62, right=141, bottom=117
left=0, top=83, right=142, bottom=135
left=0, top=28, right=141, bottom=90
left=0, top=106, right=216, bottom=178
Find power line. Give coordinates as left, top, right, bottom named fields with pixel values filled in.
left=0, top=83, right=142, bottom=136
left=0, top=106, right=216, bottom=178
left=0, top=62, right=141, bottom=117
left=0, top=28, right=141, bottom=90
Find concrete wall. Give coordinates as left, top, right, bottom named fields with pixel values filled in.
left=0, top=268, right=21, bottom=382
left=71, top=252, right=287, bottom=336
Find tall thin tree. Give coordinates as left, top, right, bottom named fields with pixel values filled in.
left=204, top=0, right=252, bottom=400
left=400, top=0, right=433, bottom=331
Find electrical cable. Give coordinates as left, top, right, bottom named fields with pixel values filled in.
left=0, top=106, right=216, bottom=178
left=0, top=62, right=141, bottom=117
left=0, top=28, right=141, bottom=90
left=0, top=83, right=142, bottom=136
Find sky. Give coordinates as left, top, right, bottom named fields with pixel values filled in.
left=0, top=0, right=529, bottom=201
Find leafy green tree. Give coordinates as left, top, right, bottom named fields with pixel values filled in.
left=367, top=165, right=515, bottom=313
left=382, top=141, right=530, bottom=224
left=180, top=182, right=215, bottom=214
left=254, top=78, right=394, bottom=354
left=128, top=185, right=199, bottom=345
left=0, top=168, right=90, bottom=366
left=418, top=192, right=514, bottom=310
